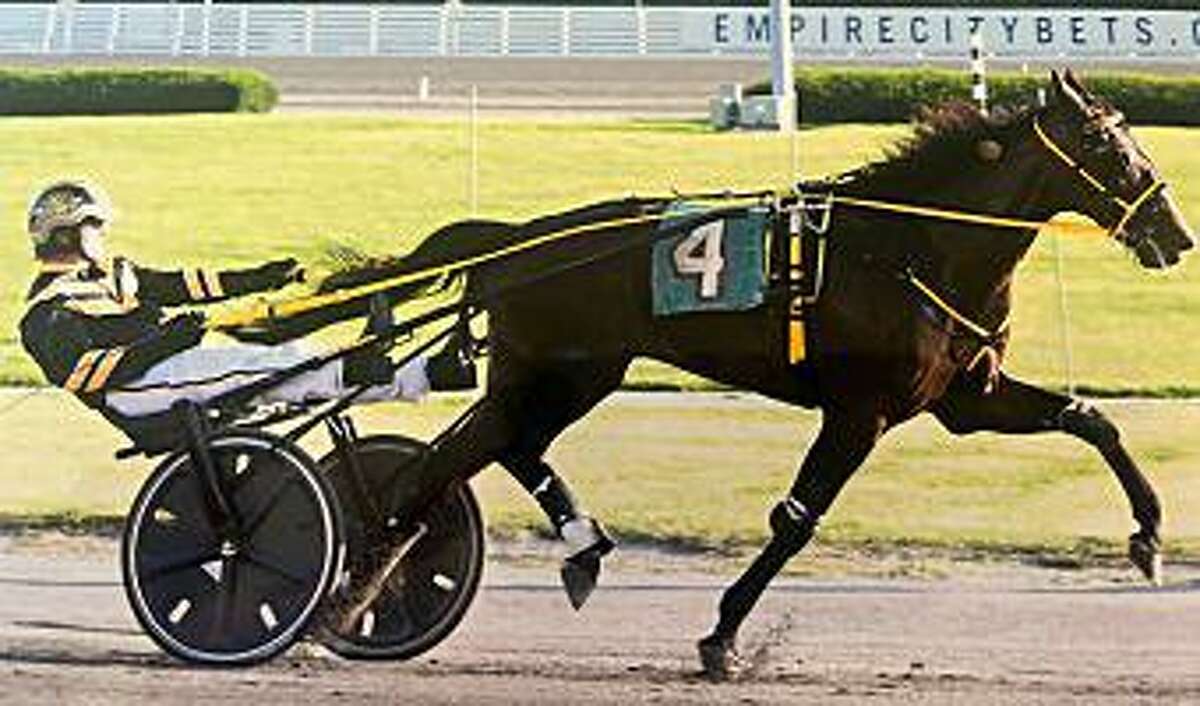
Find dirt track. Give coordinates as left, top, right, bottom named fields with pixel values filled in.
left=3, top=536, right=1200, bottom=705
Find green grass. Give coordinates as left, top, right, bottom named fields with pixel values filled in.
left=0, top=114, right=1198, bottom=394
left=5, top=390, right=1200, bottom=560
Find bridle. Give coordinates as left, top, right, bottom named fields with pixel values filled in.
left=1031, top=115, right=1165, bottom=246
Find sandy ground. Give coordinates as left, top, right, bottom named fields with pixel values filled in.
left=2, top=533, right=1200, bottom=706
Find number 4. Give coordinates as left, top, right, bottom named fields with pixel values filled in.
left=673, top=221, right=725, bottom=299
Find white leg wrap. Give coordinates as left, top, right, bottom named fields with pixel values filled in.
left=560, top=516, right=602, bottom=554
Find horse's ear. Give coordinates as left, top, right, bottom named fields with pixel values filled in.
left=1062, top=68, right=1097, bottom=106
left=976, top=139, right=1004, bottom=163
left=1050, top=68, right=1087, bottom=113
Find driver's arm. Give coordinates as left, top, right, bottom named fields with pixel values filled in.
left=20, top=302, right=205, bottom=395
left=134, top=257, right=302, bottom=306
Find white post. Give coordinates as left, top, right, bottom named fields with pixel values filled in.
left=635, top=3, right=646, bottom=56
left=59, top=0, right=75, bottom=53
left=1052, top=231, right=1076, bottom=396
left=561, top=8, right=570, bottom=56
left=444, top=0, right=460, bottom=56
left=970, top=29, right=988, bottom=116
left=202, top=0, right=211, bottom=57
left=469, top=85, right=479, bottom=216
left=303, top=6, right=315, bottom=56
left=171, top=3, right=184, bottom=57
left=500, top=8, right=510, bottom=56
left=368, top=6, right=379, bottom=55
left=41, top=4, right=56, bottom=53
left=107, top=4, right=118, bottom=55
left=768, top=0, right=795, bottom=133
left=238, top=5, right=249, bottom=57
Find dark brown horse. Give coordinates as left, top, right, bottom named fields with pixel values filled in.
left=243, top=70, right=1194, bottom=679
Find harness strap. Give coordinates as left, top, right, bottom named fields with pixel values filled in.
left=1031, top=117, right=1165, bottom=240
left=906, top=271, right=1010, bottom=342
left=831, top=195, right=1105, bottom=238
left=207, top=194, right=781, bottom=331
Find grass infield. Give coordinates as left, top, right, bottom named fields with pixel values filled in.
left=4, top=391, right=1200, bottom=563
left=0, top=114, right=1196, bottom=394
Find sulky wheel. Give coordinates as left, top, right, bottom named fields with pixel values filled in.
left=122, top=430, right=344, bottom=665
left=315, top=435, right=484, bottom=660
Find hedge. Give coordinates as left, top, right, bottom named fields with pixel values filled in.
left=747, top=68, right=1200, bottom=125
left=0, top=68, right=277, bottom=115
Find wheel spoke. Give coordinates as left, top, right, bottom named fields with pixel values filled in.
left=237, top=475, right=299, bottom=539
left=242, top=546, right=318, bottom=587
left=140, top=546, right=221, bottom=582
left=206, top=559, right=239, bottom=649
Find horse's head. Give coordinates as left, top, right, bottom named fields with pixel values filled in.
left=1034, top=69, right=1193, bottom=268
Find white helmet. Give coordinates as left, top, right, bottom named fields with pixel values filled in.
left=27, top=179, right=114, bottom=247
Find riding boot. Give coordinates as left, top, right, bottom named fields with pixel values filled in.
left=343, top=344, right=394, bottom=386
left=425, top=331, right=477, bottom=391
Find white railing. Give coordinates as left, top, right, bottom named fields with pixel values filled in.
left=1, top=5, right=1198, bottom=59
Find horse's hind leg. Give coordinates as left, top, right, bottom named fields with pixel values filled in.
left=699, top=408, right=885, bottom=680
left=932, top=372, right=1163, bottom=584
left=492, top=358, right=628, bottom=608
left=391, top=351, right=628, bottom=604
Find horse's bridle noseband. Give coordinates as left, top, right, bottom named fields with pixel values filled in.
left=1032, top=115, right=1166, bottom=245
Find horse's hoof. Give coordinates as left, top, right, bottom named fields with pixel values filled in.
left=697, top=634, right=745, bottom=682
left=1129, top=532, right=1163, bottom=587
left=559, top=518, right=616, bottom=610
left=561, top=553, right=601, bottom=610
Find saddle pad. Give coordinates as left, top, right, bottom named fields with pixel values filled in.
left=652, top=204, right=768, bottom=317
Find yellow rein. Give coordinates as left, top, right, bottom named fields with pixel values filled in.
left=207, top=137, right=1138, bottom=334
left=206, top=211, right=681, bottom=330
left=829, top=195, right=1106, bottom=239
left=1031, top=117, right=1165, bottom=240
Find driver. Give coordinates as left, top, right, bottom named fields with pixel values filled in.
left=19, top=179, right=472, bottom=447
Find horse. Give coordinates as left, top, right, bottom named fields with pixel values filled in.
left=234, top=70, right=1193, bottom=679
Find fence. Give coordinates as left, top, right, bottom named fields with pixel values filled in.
left=0, top=4, right=687, bottom=56
left=2, top=5, right=1199, bottom=59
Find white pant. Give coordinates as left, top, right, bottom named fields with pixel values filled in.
left=106, top=342, right=429, bottom=418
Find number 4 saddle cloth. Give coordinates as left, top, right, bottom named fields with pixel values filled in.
left=651, top=198, right=827, bottom=365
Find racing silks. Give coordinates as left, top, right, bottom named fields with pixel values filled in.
left=19, top=257, right=296, bottom=406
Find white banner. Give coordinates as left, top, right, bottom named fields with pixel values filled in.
left=686, top=8, right=1200, bottom=57
left=2, top=5, right=1199, bottom=59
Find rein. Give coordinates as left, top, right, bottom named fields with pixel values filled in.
left=206, top=195, right=766, bottom=331
left=207, top=114, right=1163, bottom=343
left=817, top=113, right=1171, bottom=345
left=1032, top=116, right=1165, bottom=242
left=827, top=195, right=1104, bottom=238
left=207, top=212, right=671, bottom=330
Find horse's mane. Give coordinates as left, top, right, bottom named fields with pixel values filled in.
left=320, top=101, right=1036, bottom=294
left=839, top=100, right=1036, bottom=197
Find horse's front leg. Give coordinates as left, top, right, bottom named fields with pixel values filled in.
left=932, top=372, right=1163, bottom=584
left=698, top=408, right=885, bottom=681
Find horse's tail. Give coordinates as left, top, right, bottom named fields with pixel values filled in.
left=221, top=219, right=515, bottom=345
left=221, top=196, right=671, bottom=345
left=315, top=219, right=518, bottom=297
